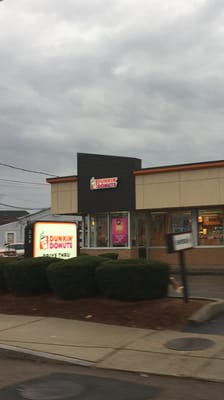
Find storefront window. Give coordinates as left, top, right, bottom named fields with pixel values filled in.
left=169, top=212, right=192, bottom=233
left=137, top=215, right=147, bottom=246
left=83, top=212, right=130, bottom=248
left=150, top=211, right=192, bottom=247
left=110, top=212, right=129, bottom=247
left=130, top=212, right=148, bottom=247
left=83, top=215, right=89, bottom=247
left=89, top=214, right=108, bottom=247
left=150, top=213, right=168, bottom=246
left=198, top=209, right=224, bottom=246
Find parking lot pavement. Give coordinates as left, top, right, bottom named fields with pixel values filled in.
left=169, top=274, right=224, bottom=300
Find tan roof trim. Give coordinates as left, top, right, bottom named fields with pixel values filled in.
left=134, top=160, right=224, bottom=176
left=47, top=176, right=77, bottom=184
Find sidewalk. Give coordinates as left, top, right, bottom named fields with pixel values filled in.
left=0, top=312, right=224, bottom=383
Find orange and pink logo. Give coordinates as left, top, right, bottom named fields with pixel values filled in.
left=90, top=176, right=118, bottom=190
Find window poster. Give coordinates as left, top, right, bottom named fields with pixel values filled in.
left=112, top=217, right=128, bottom=246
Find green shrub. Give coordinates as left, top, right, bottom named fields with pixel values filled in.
left=47, top=255, right=107, bottom=299
left=0, top=258, right=21, bottom=292
left=3, top=257, right=59, bottom=295
left=96, top=260, right=170, bottom=300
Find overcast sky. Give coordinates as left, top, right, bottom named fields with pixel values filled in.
left=0, top=0, right=224, bottom=211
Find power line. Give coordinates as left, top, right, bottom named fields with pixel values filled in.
left=0, top=202, right=48, bottom=210
left=0, top=162, right=57, bottom=177
left=0, top=178, right=48, bottom=186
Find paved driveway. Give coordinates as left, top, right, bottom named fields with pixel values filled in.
left=171, top=274, right=224, bottom=335
left=170, top=274, right=224, bottom=299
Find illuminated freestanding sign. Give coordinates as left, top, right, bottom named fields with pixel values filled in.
left=25, top=221, right=78, bottom=259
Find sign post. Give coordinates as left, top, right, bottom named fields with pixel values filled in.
left=178, top=250, right=189, bottom=303
left=166, top=232, right=193, bottom=303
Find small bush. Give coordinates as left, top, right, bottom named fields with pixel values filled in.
left=0, top=258, right=21, bottom=292
left=96, top=260, right=170, bottom=300
left=3, top=257, right=59, bottom=295
left=47, top=255, right=107, bottom=299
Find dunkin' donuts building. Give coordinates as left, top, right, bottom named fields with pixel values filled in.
left=47, top=153, right=224, bottom=268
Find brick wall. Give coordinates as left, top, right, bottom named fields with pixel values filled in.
left=80, top=248, right=139, bottom=259
left=150, top=247, right=224, bottom=268
left=81, top=246, right=224, bottom=269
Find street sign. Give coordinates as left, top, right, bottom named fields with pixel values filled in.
left=166, top=232, right=193, bottom=303
left=166, top=232, right=193, bottom=253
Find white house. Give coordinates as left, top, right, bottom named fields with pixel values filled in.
left=0, top=208, right=81, bottom=246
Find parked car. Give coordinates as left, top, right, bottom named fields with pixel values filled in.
left=4, top=243, right=24, bottom=257
left=0, top=246, right=16, bottom=258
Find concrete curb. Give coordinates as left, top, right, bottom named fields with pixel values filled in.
left=188, top=298, right=224, bottom=323
left=0, top=344, right=94, bottom=367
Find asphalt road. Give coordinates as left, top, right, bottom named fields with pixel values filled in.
left=0, top=357, right=223, bottom=400
left=170, top=274, right=224, bottom=299
left=186, top=275, right=224, bottom=299
left=185, top=312, right=224, bottom=335
left=170, top=274, right=224, bottom=335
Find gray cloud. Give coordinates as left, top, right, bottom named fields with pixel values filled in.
left=0, top=0, right=224, bottom=210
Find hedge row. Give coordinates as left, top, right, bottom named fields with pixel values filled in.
left=47, top=255, right=108, bottom=299
left=0, top=255, right=170, bottom=300
left=96, top=260, right=170, bottom=300
left=0, top=257, right=61, bottom=295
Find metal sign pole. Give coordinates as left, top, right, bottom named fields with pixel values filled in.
left=179, top=250, right=189, bottom=303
